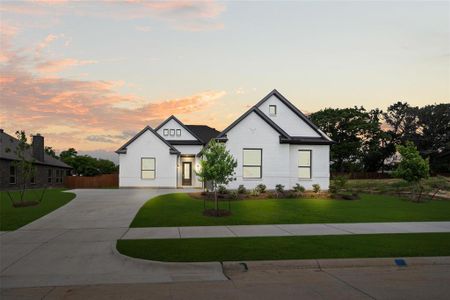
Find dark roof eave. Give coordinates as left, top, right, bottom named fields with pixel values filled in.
left=166, top=140, right=203, bottom=145
left=0, top=157, right=73, bottom=168
left=279, top=137, right=335, bottom=145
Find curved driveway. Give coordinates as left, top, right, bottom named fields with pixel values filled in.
left=0, top=189, right=226, bottom=289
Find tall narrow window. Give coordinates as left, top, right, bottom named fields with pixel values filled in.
left=141, top=158, right=156, bottom=179
left=163, top=129, right=169, bottom=136
left=170, top=129, right=175, bottom=136
left=298, top=150, right=312, bottom=179
left=176, top=129, right=181, bottom=136
left=9, top=165, right=16, bottom=184
left=243, top=149, right=262, bottom=179
left=55, top=169, right=59, bottom=183
left=48, top=168, right=52, bottom=183
left=269, top=105, right=277, bottom=116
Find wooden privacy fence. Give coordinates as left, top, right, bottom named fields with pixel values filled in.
left=64, top=173, right=118, bottom=189
left=331, top=172, right=392, bottom=179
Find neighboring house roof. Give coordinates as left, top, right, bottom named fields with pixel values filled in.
left=216, top=89, right=334, bottom=145
left=0, top=130, right=72, bottom=168
left=115, top=126, right=180, bottom=154
left=185, top=125, right=221, bottom=145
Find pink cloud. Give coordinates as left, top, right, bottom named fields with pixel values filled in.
left=1, top=0, right=225, bottom=32
left=36, top=58, right=98, bottom=73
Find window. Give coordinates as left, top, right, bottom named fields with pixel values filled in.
left=30, top=172, right=35, bottom=184
left=298, top=150, right=312, bottom=179
left=163, top=129, right=169, bottom=136
left=269, top=105, right=277, bottom=116
left=56, top=169, right=63, bottom=183
left=243, top=149, right=262, bottom=179
left=141, top=158, right=156, bottom=179
left=55, top=169, right=60, bottom=183
left=170, top=129, right=175, bottom=136
left=176, top=129, right=181, bottom=136
left=48, top=168, right=52, bottom=183
left=9, top=165, right=16, bottom=184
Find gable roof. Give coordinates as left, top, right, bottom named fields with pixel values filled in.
left=216, top=107, right=291, bottom=141
left=155, top=115, right=203, bottom=143
left=115, top=126, right=180, bottom=154
left=0, top=130, right=72, bottom=168
left=185, top=125, right=221, bottom=145
left=255, top=89, right=331, bottom=140
left=216, top=90, right=334, bottom=145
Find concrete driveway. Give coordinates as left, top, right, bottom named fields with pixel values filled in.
left=0, top=189, right=226, bottom=289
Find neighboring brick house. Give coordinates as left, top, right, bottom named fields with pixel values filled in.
left=0, top=129, right=72, bottom=190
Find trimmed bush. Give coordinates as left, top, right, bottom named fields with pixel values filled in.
left=255, top=184, right=267, bottom=193
left=237, top=185, right=247, bottom=194
left=217, top=185, right=228, bottom=194
left=312, top=184, right=321, bottom=193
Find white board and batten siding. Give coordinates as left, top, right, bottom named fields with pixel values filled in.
left=257, top=95, right=320, bottom=137
left=118, top=130, right=177, bottom=187
left=156, top=119, right=197, bottom=141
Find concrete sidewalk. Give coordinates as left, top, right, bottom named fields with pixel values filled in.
left=122, top=221, right=450, bottom=239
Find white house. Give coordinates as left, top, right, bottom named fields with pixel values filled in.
left=116, top=90, right=334, bottom=190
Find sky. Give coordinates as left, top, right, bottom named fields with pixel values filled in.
left=1, top=0, right=449, bottom=162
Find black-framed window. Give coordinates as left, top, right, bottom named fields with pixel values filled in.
left=163, top=129, right=169, bottom=136
left=30, top=171, right=36, bottom=184
left=269, top=105, right=277, bottom=116
left=170, top=129, right=175, bottom=136
left=243, top=148, right=262, bottom=179
left=298, top=150, right=312, bottom=179
left=9, top=165, right=16, bottom=184
left=48, top=168, right=52, bottom=183
left=55, top=169, right=59, bottom=183
left=141, top=157, right=156, bottom=179
left=176, top=129, right=181, bottom=136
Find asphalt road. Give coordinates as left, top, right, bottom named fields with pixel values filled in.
left=2, top=262, right=449, bottom=299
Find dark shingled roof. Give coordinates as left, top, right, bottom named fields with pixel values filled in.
left=0, top=130, right=72, bottom=168
left=185, top=125, right=221, bottom=144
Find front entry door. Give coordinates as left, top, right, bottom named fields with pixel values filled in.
left=182, top=162, right=192, bottom=186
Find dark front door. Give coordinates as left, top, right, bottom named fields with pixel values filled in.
left=182, top=162, right=192, bottom=186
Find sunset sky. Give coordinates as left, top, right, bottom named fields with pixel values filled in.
left=1, top=1, right=449, bottom=162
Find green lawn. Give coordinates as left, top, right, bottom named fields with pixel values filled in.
left=130, top=193, right=450, bottom=227
left=0, top=189, right=76, bottom=230
left=117, top=233, right=450, bottom=262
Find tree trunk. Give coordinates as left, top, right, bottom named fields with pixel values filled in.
left=214, top=190, right=218, bottom=215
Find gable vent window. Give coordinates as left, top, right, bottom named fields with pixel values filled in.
left=176, top=129, right=181, bottom=136
left=141, top=157, right=156, bottom=179
left=243, top=148, right=262, bottom=179
left=298, top=150, right=312, bottom=179
left=170, top=129, right=175, bottom=136
left=269, top=105, right=277, bottom=116
left=163, top=129, right=169, bottom=136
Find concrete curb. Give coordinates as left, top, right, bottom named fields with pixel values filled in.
left=111, top=241, right=226, bottom=274
left=223, top=256, right=450, bottom=272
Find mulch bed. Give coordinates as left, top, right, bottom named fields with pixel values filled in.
left=12, top=200, right=40, bottom=207
left=203, top=209, right=232, bottom=217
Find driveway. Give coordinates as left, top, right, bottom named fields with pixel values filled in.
left=0, top=189, right=226, bottom=289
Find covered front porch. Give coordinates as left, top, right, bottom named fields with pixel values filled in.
left=177, top=154, right=202, bottom=188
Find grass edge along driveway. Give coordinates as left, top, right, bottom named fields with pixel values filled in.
left=117, top=233, right=450, bottom=262
left=130, top=193, right=450, bottom=227
left=0, top=189, right=76, bottom=231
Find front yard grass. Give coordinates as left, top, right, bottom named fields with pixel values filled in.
left=117, top=232, right=450, bottom=262
left=130, top=193, right=450, bottom=228
left=0, top=189, right=76, bottom=230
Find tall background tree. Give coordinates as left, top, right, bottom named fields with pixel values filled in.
left=59, top=148, right=118, bottom=176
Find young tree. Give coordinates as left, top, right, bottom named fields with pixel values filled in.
left=196, top=140, right=237, bottom=215
left=394, top=142, right=430, bottom=202
left=5, top=131, right=36, bottom=205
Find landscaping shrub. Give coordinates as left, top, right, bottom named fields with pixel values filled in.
left=292, top=183, right=305, bottom=197
left=255, top=184, right=267, bottom=193
left=237, top=185, right=247, bottom=194
left=250, top=189, right=260, bottom=197
left=333, top=176, right=348, bottom=193
left=275, top=184, right=285, bottom=198
left=217, top=185, right=228, bottom=194
left=312, top=184, right=321, bottom=193
left=230, top=191, right=239, bottom=200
